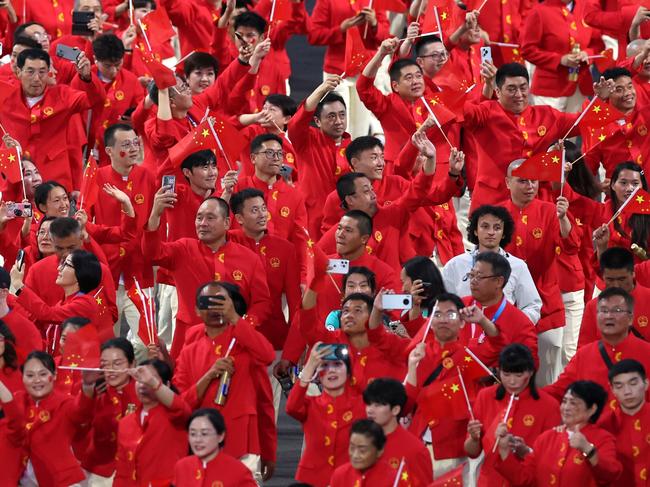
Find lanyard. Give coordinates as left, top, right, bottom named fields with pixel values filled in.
left=471, top=296, right=507, bottom=340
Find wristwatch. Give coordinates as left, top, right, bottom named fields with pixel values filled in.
left=583, top=443, right=596, bottom=459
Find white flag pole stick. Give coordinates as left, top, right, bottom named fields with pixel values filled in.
left=420, top=96, right=454, bottom=149
left=560, top=95, right=597, bottom=141
left=137, top=19, right=153, bottom=51
left=457, top=366, right=475, bottom=420
left=492, top=393, right=515, bottom=452
left=363, top=0, right=374, bottom=39
left=391, top=458, right=406, bottom=487
left=224, top=338, right=236, bottom=357
left=463, top=346, right=500, bottom=383
left=134, top=277, right=153, bottom=344
left=207, top=117, right=234, bottom=171
left=606, top=185, right=640, bottom=226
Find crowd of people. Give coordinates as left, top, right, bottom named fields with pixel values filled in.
left=0, top=0, right=649, bottom=484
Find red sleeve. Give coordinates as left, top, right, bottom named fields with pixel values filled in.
left=287, top=103, right=315, bottom=154
left=254, top=365, right=277, bottom=462
left=69, top=72, right=107, bottom=113
left=588, top=430, right=622, bottom=482
left=367, top=324, right=410, bottom=360
left=520, top=9, right=563, bottom=71
left=131, top=98, right=153, bottom=136
left=356, top=74, right=391, bottom=118
left=493, top=445, right=538, bottom=486
left=245, top=255, right=273, bottom=325
left=285, top=381, right=310, bottom=422
left=298, top=306, right=333, bottom=345
left=281, top=314, right=307, bottom=363
left=233, top=316, right=275, bottom=365
left=306, top=0, right=345, bottom=47
left=636, top=261, right=650, bottom=287
left=141, top=228, right=178, bottom=268
left=16, top=287, right=95, bottom=323
left=543, top=352, right=580, bottom=400
left=198, top=59, right=252, bottom=112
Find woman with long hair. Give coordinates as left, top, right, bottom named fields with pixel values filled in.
left=400, top=255, right=446, bottom=336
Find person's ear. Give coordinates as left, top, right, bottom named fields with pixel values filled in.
left=360, top=233, right=369, bottom=245
left=234, top=213, right=244, bottom=226
left=224, top=216, right=231, bottom=230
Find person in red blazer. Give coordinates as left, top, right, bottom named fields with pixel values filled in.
left=286, top=341, right=367, bottom=487
left=495, top=380, right=622, bottom=486
left=114, top=359, right=191, bottom=486
left=465, top=344, right=561, bottom=486
left=0, top=350, right=98, bottom=487
left=174, top=408, right=257, bottom=486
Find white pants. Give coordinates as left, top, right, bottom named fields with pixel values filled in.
left=562, top=290, right=585, bottom=366
left=156, top=283, right=178, bottom=351
left=454, top=191, right=472, bottom=251
left=83, top=471, right=114, bottom=487
left=536, top=327, right=565, bottom=387
left=532, top=88, right=586, bottom=114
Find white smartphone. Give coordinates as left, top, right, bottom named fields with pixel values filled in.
left=327, top=258, right=350, bottom=274
left=382, top=294, right=413, bottom=310
left=480, top=46, right=493, bottom=65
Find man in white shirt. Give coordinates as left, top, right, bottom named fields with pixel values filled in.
left=442, top=205, right=541, bottom=324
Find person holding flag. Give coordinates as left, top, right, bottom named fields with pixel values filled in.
left=464, top=344, right=560, bottom=486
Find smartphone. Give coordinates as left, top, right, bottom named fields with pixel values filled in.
left=72, top=11, right=95, bottom=35
left=197, top=295, right=225, bottom=310
left=480, top=46, right=493, bottom=65
left=279, top=165, right=293, bottom=182
left=327, top=258, right=349, bottom=274
left=15, top=249, right=25, bottom=271
left=56, top=44, right=81, bottom=62
left=6, top=202, right=32, bottom=218
left=382, top=294, right=413, bottom=310
left=162, top=175, right=176, bottom=193
left=316, top=343, right=349, bottom=361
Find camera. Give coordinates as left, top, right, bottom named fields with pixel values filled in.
left=6, top=202, right=32, bottom=218
left=72, top=11, right=95, bottom=36
left=197, top=295, right=225, bottom=310
left=316, top=343, right=350, bottom=362
left=381, top=294, right=413, bottom=310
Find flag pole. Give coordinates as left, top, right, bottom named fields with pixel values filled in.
left=0, top=122, right=7, bottom=135
left=433, top=6, right=443, bottom=41
left=318, top=72, right=346, bottom=103
left=129, top=0, right=134, bottom=25
left=559, top=147, right=566, bottom=198
left=419, top=300, right=437, bottom=344
left=456, top=366, right=475, bottom=420
left=463, top=346, right=500, bottom=383
left=491, top=393, right=515, bottom=452
left=560, top=95, right=598, bottom=141
left=398, top=31, right=441, bottom=42
left=174, top=50, right=196, bottom=67
left=137, top=19, right=153, bottom=51
left=207, top=117, right=234, bottom=171
left=420, top=96, right=454, bottom=149
left=391, top=458, right=406, bottom=487
left=134, top=276, right=153, bottom=344
left=147, top=287, right=156, bottom=343
left=17, top=150, right=27, bottom=201
left=363, top=0, right=373, bottom=39
left=224, top=338, right=236, bottom=357
left=476, top=0, right=489, bottom=12
left=606, top=185, right=640, bottom=227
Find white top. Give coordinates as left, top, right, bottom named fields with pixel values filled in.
left=442, top=247, right=542, bottom=324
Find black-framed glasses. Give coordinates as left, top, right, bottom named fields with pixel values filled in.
left=255, top=150, right=284, bottom=160
left=463, top=272, right=498, bottom=282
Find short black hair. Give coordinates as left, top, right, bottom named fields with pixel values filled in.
left=566, top=381, right=607, bottom=423
left=350, top=419, right=386, bottom=451
left=140, top=358, right=174, bottom=386
left=403, top=256, right=445, bottom=314
left=195, top=281, right=248, bottom=316
left=70, top=249, right=102, bottom=293
left=23, top=350, right=56, bottom=374
left=183, top=51, right=219, bottom=78
left=188, top=408, right=226, bottom=447
left=180, top=150, right=217, bottom=173
left=389, top=58, right=421, bottom=84
left=0, top=321, right=18, bottom=370
left=264, top=94, right=297, bottom=117
left=230, top=188, right=265, bottom=215
left=602, top=67, right=633, bottom=82
left=17, top=48, right=50, bottom=69
left=49, top=217, right=80, bottom=239
left=345, top=136, right=384, bottom=165
left=474, top=252, right=511, bottom=287
left=13, top=22, right=45, bottom=42
left=315, top=92, right=346, bottom=119
left=342, top=292, right=374, bottom=314
left=34, top=181, right=67, bottom=213
left=104, top=123, right=136, bottom=148
left=336, top=172, right=369, bottom=208
left=363, top=377, right=407, bottom=413
left=0, top=267, right=10, bottom=289
left=467, top=205, right=515, bottom=248
left=609, top=358, right=647, bottom=383
left=414, top=35, right=443, bottom=57
left=495, top=63, right=529, bottom=88
left=600, top=247, right=635, bottom=273
left=101, top=337, right=136, bottom=365
left=342, top=210, right=373, bottom=237
left=251, top=133, right=283, bottom=154
left=61, top=316, right=91, bottom=331
left=496, top=343, right=538, bottom=400
left=148, top=75, right=184, bottom=106
left=233, top=11, right=266, bottom=34
left=221, top=0, right=251, bottom=13
left=133, top=0, right=156, bottom=7
left=597, top=286, right=634, bottom=312
left=201, top=196, right=230, bottom=219
left=92, top=33, right=125, bottom=62
left=12, top=36, right=42, bottom=50
left=343, top=266, right=376, bottom=293
left=434, top=292, right=465, bottom=312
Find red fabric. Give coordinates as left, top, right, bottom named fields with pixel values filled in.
left=126, top=285, right=156, bottom=346
left=344, top=26, right=373, bottom=77
left=0, top=148, right=22, bottom=184
left=494, top=423, right=622, bottom=486
left=141, top=232, right=272, bottom=357
left=159, top=0, right=215, bottom=57
left=79, top=156, right=100, bottom=211
left=286, top=383, right=366, bottom=487
left=330, top=460, right=404, bottom=486
left=544, top=333, right=650, bottom=402
left=0, top=367, right=24, bottom=487
left=229, top=230, right=301, bottom=349
left=168, top=118, right=221, bottom=167
left=382, top=426, right=433, bottom=486
left=511, top=149, right=563, bottom=182
left=61, top=325, right=101, bottom=368
left=624, top=188, right=650, bottom=215
left=471, top=385, right=561, bottom=487
left=24, top=0, right=73, bottom=39
left=173, top=453, right=257, bottom=486
left=417, top=374, right=471, bottom=423
left=139, top=7, right=176, bottom=46
left=2, top=308, right=43, bottom=360
left=114, top=396, right=191, bottom=486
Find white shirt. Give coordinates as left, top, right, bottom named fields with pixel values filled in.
left=441, top=247, right=542, bottom=324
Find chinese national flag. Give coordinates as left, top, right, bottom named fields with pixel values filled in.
left=374, top=0, right=407, bottom=12
left=578, top=100, right=624, bottom=132
left=421, top=1, right=451, bottom=37
left=491, top=44, right=525, bottom=67
left=429, top=90, right=466, bottom=121
left=93, top=288, right=117, bottom=342
left=594, top=48, right=615, bottom=73
left=141, top=49, right=176, bottom=89
left=126, top=285, right=155, bottom=345
left=168, top=118, right=220, bottom=167
left=581, top=123, right=619, bottom=153
left=622, top=188, right=650, bottom=215
left=207, top=112, right=248, bottom=168
left=434, top=61, right=472, bottom=92
left=421, top=96, right=457, bottom=127
left=344, top=27, right=372, bottom=77
left=0, top=147, right=22, bottom=184
left=140, top=8, right=175, bottom=46
left=431, top=463, right=464, bottom=486
left=79, top=156, right=99, bottom=210
left=457, top=352, right=490, bottom=385
left=511, top=150, right=563, bottom=182
left=61, top=325, right=101, bottom=368
left=304, top=227, right=330, bottom=288
left=270, top=0, right=293, bottom=22
left=417, top=375, right=470, bottom=423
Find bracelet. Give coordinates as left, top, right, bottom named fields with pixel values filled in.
left=124, top=48, right=133, bottom=52
left=583, top=444, right=596, bottom=459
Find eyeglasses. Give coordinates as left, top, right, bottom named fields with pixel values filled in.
left=597, top=307, right=631, bottom=316
left=419, top=51, right=448, bottom=60
left=21, top=68, right=48, bottom=78
left=59, top=261, right=74, bottom=270
left=170, top=83, right=191, bottom=96
left=463, top=272, right=498, bottom=282
left=432, top=311, right=459, bottom=320
left=119, top=139, right=140, bottom=150
left=31, top=32, right=51, bottom=40
left=255, top=150, right=284, bottom=160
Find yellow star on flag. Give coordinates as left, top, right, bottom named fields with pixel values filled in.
left=593, top=105, right=601, bottom=113
left=8, top=154, right=15, bottom=162
left=451, top=383, right=460, bottom=393
left=637, top=196, right=645, bottom=204
left=551, top=155, right=560, bottom=163
left=202, top=129, right=210, bottom=137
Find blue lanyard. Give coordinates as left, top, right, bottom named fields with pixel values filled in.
left=490, top=296, right=507, bottom=323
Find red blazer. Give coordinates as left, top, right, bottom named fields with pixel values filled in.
left=286, top=382, right=366, bottom=487
left=16, top=287, right=99, bottom=332
left=494, top=423, right=622, bottom=486
left=174, top=453, right=257, bottom=486
left=114, top=395, right=191, bottom=486
left=330, top=460, right=402, bottom=486
left=0, top=367, right=23, bottom=487
left=159, top=0, right=216, bottom=57
left=383, top=426, right=434, bottom=486
left=3, top=389, right=94, bottom=487
left=24, top=0, right=73, bottom=39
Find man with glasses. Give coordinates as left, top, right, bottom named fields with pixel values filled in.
left=502, top=158, right=579, bottom=385
left=0, top=48, right=106, bottom=193
left=545, top=287, right=650, bottom=403
left=461, top=251, right=538, bottom=366
left=414, top=36, right=449, bottom=91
